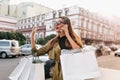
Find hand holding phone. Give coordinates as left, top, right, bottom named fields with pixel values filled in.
left=61, top=24, right=69, bottom=36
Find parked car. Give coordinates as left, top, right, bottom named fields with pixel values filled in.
left=0, top=39, right=20, bottom=58
left=101, top=46, right=111, bottom=55
left=109, top=45, right=118, bottom=51
left=20, top=44, right=41, bottom=55
left=114, top=49, right=120, bottom=56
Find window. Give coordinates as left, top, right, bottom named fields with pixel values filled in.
left=37, top=16, right=39, bottom=20
left=21, top=20, right=23, bottom=24
left=93, top=23, right=97, bottom=32
left=0, top=41, right=9, bottom=46
left=65, top=8, right=69, bottom=16
left=28, top=25, right=30, bottom=28
left=86, top=20, right=89, bottom=29
left=32, top=24, right=35, bottom=27
left=24, top=19, right=26, bottom=23
left=40, top=34, right=43, bottom=38
left=24, top=26, right=26, bottom=29
left=81, top=18, right=84, bottom=28
left=83, top=20, right=86, bottom=29
left=53, top=11, right=56, bottom=19
left=11, top=42, right=16, bottom=47
left=35, top=34, right=38, bottom=40
left=26, top=44, right=31, bottom=48
left=37, top=23, right=39, bottom=26
left=42, top=14, right=45, bottom=20
left=42, top=22, right=44, bottom=26
left=88, top=21, right=91, bottom=30
left=58, top=10, right=62, bottom=17
left=32, top=17, right=35, bottom=21
left=23, top=11, right=26, bottom=16
left=28, top=18, right=30, bottom=22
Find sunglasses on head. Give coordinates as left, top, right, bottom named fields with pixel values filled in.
left=54, top=20, right=64, bottom=26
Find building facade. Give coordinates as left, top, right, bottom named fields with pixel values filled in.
left=0, top=0, right=10, bottom=16
left=17, top=6, right=119, bottom=44
left=0, top=0, right=53, bottom=19
left=0, top=15, right=18, bottom=32
left=11, top=2, right=53, bottom=19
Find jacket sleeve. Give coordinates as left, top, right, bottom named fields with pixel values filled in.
left=31, top=40, right=51, bottom=56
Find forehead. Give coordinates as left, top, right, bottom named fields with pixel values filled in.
left=58, top=18, right=64, bottom=21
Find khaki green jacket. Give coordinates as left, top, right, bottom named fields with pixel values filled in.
left=32, top=41, right=63, bottom=80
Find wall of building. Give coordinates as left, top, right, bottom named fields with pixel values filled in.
left=0, top=15, right=18, bottom=32
left=17, top=6, right=119, bottom=43
left=0, top=0, right=10, bottom=16
left=0, top=1, right=53, bottom=19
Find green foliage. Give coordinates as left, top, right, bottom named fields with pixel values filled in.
left=0, top=31, right=26, bottom=45
left=37, top=34, right=56, bottom=45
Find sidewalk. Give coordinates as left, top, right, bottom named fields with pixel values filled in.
left=91, top=67, right=120, bottom=80
left=46, top=55, right=120, bottom=80
left=91, top=55, right=120, bottom=80
left=46, top=67, right=120, bottom=80
left=97, top=55, right=120, bottom=70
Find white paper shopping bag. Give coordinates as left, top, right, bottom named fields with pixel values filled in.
left=9, top=58, right=28, bottom=80
left=60, top=50, right=100, bottom=80
left=18, top=59, right=32, bottom=80
left=28, top=63, right=45, bottom=80
left=9, top=57, right=45, bottom=80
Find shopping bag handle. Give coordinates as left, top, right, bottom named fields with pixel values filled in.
left=71, top=48, right=85, bottom=55
left=61, top=48, right=85, bottom=55
left=32, top=53, right=42, bottom=64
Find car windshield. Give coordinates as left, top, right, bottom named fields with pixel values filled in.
left=20, top=44, right=41, bottom=49
left=26, top=44, right=31, bottom=48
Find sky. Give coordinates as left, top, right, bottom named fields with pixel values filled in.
left=10, top=0, right=120, bottom=17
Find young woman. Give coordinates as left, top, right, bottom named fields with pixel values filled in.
left=31, top=16, right=83, bottom=80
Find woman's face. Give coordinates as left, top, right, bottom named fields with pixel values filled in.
left=54, top=18, right=64, bottom=33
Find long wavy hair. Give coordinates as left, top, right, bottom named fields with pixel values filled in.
left=49, top=16, right=83, bottom=50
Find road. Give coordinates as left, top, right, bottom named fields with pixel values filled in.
left=0, top=55, right=120, bottom=80
left=97, top=55, right=120, bottom=70
left=0, top=57, right=22, bottom=80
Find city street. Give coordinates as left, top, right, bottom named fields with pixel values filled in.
left=0, top=0, right=120, bottom=80
left=0, top=55, right=120, bottom=80
left=0, top=57, right=22, bottom=80
left=97, top=55, right=120, bottom=70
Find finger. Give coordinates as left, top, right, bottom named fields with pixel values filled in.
left=32, top=27, right=36, bottom=29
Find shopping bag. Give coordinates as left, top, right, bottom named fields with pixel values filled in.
left=60, top=49, right=100, bottom=80
left=9, top=57, right=28, bottom=80
left=9, top=55, right=45, bottom=80
left=18, top=59, right=32, bottom=80
left=28, top=55, right=45, bottom=80
left=28, top=63, right=45, bottom=80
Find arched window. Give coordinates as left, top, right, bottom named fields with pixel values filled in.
left=58, top=10, right=62, bottom=17
left=53, top=11, right=56, bottom=19
left=65, top=8, right=69, bottom=16
left=32, top=17, right=35, bottom=22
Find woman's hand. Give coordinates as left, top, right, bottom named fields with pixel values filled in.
left=31, top=27, right=37, bottom=49
left=62, top=24, right=80, bottom=49
left=61, top=24, right=69, bottom=36
left=31, top=27, right=37, bottom=35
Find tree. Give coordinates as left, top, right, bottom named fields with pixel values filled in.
left=37, top=34, right=56, bottom=45
left=16, top=32, right=26, bottom=45
left=0, top=31, right=26, bottom=45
